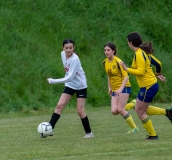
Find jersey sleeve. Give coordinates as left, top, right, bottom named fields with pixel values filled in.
left=127, top=51, right=146, bottom=76
left=149, top=54, right=162, bottom=74
left=48, top=58, right=79, bottom=84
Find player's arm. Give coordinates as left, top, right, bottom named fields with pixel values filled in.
left=126, top=52, right=146, bottom=76
left=115, top=65, right=129, bottom=95
left=116, top=76, right=129, bottom=95
left=149, top=55, right=166, bottom=82
left=149, top=54, right=162, bottom=75
left=108, top=76, right=112, bottom=96
left=47, top=59, right=79, bottom=84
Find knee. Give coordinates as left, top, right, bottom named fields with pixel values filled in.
left=111, top=109, right=118, bottom=115
left=54, top=103, right=65, bottom=113
left=77, top=109, right=83, bottom=115
left=77, top=107, right=85, bottom=117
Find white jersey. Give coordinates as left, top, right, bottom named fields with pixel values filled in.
left=48, top=51, right=87, bottom=90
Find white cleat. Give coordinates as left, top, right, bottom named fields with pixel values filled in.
left=49, top=129, right=54, bottom=136
left=83, top=132, right=94, bottom=138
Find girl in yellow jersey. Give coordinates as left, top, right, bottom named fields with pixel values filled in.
left=120, top=32, right=172, bottom=140
left=125, top=50, right=167, bottom=111
left=103, top=42, right=139, bottom=133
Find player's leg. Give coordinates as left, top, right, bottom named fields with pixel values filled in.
left=135, top=99, right=158, bottom=140
left=118, top=93, right=139, bottom=133
left=125, top=99, right=136, bottom=110
left=136, top=84, right=158, bottom=140
left=130, top=99, right=172, bottom=123
left=76, top=88, right=93, bottom=138
left=49, top=87, right=74, bottom=130
left=111, top=92, right=119, bottom=115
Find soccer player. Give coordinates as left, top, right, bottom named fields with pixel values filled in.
left=125, top=49, right=167, bottom=113
left=103, top=42, right=139, bottom=133
left=120, top=32, right=172, bottom=140
left=46, top=39, right=93, bottom=138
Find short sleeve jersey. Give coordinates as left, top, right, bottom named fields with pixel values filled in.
left=103, top=56, right=131, bottom=91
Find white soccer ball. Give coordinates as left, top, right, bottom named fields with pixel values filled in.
left=37, top=122, right=52, bottom=137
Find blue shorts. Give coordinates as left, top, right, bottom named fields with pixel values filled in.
left=112, top=87, right=131, bottom=96
left=137, top=83, right=159, bottom=103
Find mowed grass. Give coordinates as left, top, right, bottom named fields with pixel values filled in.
left=0, top=104, right=172, bottom=160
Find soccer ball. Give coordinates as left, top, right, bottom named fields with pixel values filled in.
left=37, top=122, right=52, bottom=137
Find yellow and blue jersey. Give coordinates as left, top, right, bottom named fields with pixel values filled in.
left=103, top=56, right=131, bottom=91
left=127, top=48, right=157, bottom=89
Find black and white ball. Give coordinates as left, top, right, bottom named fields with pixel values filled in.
left=37, top=122, right=52, bottom=137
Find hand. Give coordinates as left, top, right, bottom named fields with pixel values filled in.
left=119, top=62, right=127, bottom=70
left=108, top=89, right=112, bottom=97
left=47, top=78, right=52, bottom=83
left=114, top=89, right=122, bottom=96
left=156, top=74, right=166, bottom=82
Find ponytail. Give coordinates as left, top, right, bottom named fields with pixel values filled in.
left=140, top=42, right=154, bottom=54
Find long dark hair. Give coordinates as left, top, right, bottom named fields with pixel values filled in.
left=104, top=42, right=117, bottom=55
left=127, top=32, right=154, bottom=54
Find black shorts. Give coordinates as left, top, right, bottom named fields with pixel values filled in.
left=63, top=87, right=87, bottom=98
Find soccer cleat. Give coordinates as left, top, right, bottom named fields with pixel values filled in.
left=83, top=132, right=94, bottom=138
left=165, top=108, right=172, bottom=123
left=127, top=126, right=139, bottom=133
left=145, top=135, right=159, bottom=140
left=40, top=129, right=54, bottom=138
left=130, top=99, right=136, bottom=109
left=40, top=133, right=47, bottom=138
left=49, top=129, right=54, bottom=136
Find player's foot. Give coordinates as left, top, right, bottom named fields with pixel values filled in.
left=130, top=99, right=136, bottom=109
left=145, top=135, right=159, bottom=140
left=166, top=108, right=172, bottom=123
left=49, top=129, right=54, bottom=136
left=40, top=133, right=47, bottom=138
left=40, top=129, right=54, bottom=138
left=127, top=126, right=139, bottom=133
left=83, top=132, right=94, bottom=138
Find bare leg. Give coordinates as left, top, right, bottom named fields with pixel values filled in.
left=77, top=98, right=92, bottom=136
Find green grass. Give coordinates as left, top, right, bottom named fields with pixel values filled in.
left=1, top=104, right=172, bottom=160
left=0, top=0, right=172, bottom=112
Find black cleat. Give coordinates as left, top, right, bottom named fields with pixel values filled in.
left=166, top=108, right=172, bottom=123
left=145, top=135, right=159, bottom=140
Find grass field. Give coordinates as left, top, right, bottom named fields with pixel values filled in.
left=0, top=104, right=172, bottom=160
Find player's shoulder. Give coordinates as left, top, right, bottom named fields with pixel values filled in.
left=61, top=51, right=65, bottom=55
left=114, top=56, right=122, bottom=63
left=103, top=58, right=108, bottom=64
left=136, top=48, right=145, bottom=56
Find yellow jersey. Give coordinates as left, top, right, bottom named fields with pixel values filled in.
left=103, top=56, right=131, bottom=91
left=127, top=48, right=157, bottom=89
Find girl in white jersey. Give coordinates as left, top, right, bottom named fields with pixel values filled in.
left=45, top=39, right=93, bottom=138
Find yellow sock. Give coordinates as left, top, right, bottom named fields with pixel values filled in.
left=142, top=117, right=157, bottom=136
left=125, top=103, right=135, bottom=111
left=124, top=114, right=137, bottom=129
left=146, top=106, right=166, bottom=115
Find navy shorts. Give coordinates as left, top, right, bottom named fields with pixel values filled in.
left=137, top=83, right=159, bottom=103
left=112, top=87, right=131, bottom=96
left=63, top=87, right=87, bottom=98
